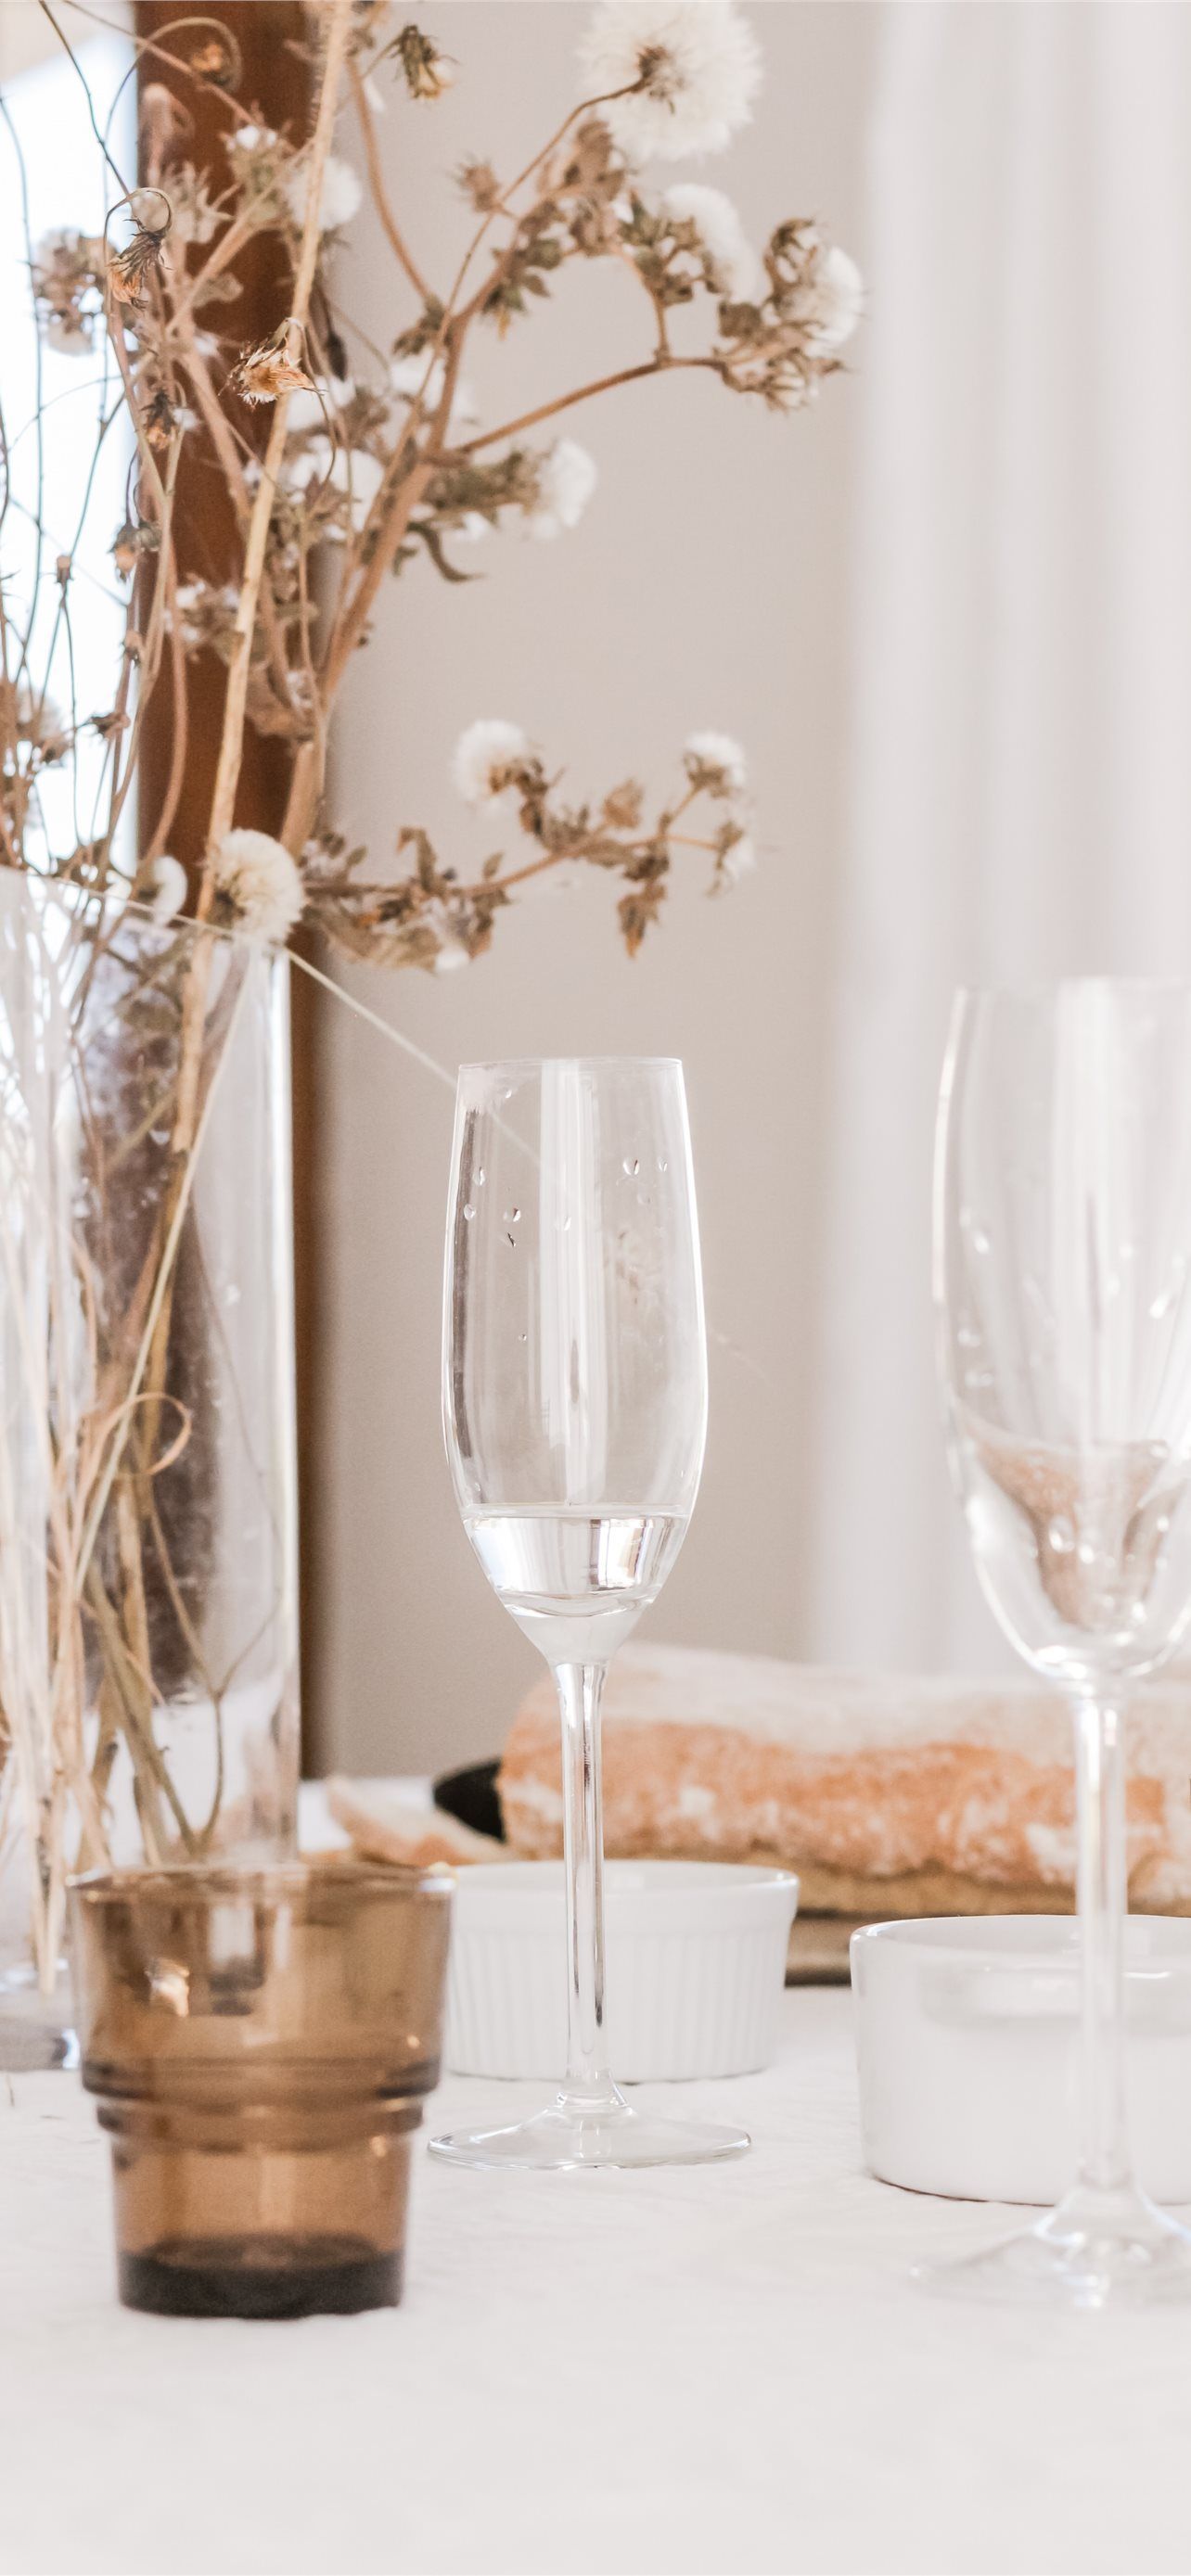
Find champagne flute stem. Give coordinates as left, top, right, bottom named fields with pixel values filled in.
left=554, top=1658, right=622, bottom=2120
left=1073, top=1695, right=1131, bottom=2196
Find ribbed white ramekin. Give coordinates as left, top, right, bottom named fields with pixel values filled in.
left=444, top=1860, right=799, bottom=2082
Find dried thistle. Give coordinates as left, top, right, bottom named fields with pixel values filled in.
left=457, top=158, right=502, bottom=215
left=107, top=201, right=172, bottom=306
left=187, top=28, right=241, bottom=88
left=111, top=519, right=160, bottom=580
left=229, top=319, right=315, bottom=406
left=394, top=24, right=455, bottom=101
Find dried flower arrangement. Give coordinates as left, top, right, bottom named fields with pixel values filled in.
left=0, top=0, right=859, bottom=1983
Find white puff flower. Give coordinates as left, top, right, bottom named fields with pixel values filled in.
left=390, top=353, right=480, bottom=434
left=803, top=244, right=863, bottom=355
left=452, top=720, right=531, bottom=809
left=455, top=513, right=492, bottom=545
left=579, top=2, right=762, bottom=162
left=228, top=123, right=277, bottom=156
left=717, top=832, right=756, bottom=886
left=46, top=319, right=91, bottom=357
left=284, top=152, right=363, bottom=236
left=211, top=829, right=304, bottom=945
left=527, top=439, right=597, bottom=540
left=663, top=182, right=762, bottom=302
left=391, top=351, right=446, bottom=406
left=148, top=854, right=187, bottom=924
left=432, top=940, right=470, bottom=974
left=685, top=729, right=747, bottom=792
left=285, top=438, right=384, bottom=534
left=285, top=376, right=354, bottom=436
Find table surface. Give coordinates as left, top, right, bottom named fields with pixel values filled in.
left=6, top=1968, right=1191, bottom=2576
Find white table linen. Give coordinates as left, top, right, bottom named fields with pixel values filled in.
left=0, top=1785, right=1184, bottom=2574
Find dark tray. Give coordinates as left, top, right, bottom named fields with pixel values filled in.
left=433, top=1758, right=505, bottom=1844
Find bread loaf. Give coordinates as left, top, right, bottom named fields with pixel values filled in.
left=498, top=1645, right=1191, bottom=1915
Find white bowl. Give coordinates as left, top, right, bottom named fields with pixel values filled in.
left=852, top=1914, right=1191, bottom=2205
left=445, top=1860, right=799, bottom=2082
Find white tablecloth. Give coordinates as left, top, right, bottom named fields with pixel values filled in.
left=2, top=1972, right=1189, bottom=2576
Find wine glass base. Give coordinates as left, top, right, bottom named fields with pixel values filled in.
left=914, top=2185, right=1191, bottom=2310
left=428, top=2096, right=750, bottom=2173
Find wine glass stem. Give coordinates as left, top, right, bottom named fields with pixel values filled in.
left=1072, top=1694, right=1131, bottom=2196
left=554, top=1658, right=621, bottom=2121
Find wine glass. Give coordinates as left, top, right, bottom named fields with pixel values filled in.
left=931, top=981, right=1191, bottom=2305
left=429, top=1058, right=749, bottom=2171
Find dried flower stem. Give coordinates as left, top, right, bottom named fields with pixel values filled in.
left=349, top=58, right=428, bottom=303
left=205, top=0, right=352, bottom=869
left=457, top=356, right=717, bottom=458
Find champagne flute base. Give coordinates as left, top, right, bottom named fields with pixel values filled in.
left=428, top=2095, right=749, bottom=2172
left=914, top=2182, right=1191, bottom=2309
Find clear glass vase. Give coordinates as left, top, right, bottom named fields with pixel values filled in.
left=0, top=876, right=299, bottom=2061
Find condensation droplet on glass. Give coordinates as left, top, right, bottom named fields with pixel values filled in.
left=504, top=1207, right=520, bottom=1225
left=462, top=1204, right=475, bottom=1222
left=658, top=1157, right=668, bottom=1172
left=622, top=1157, right=639, bottom=1178
left=957, top=1324, right=980, bottom=1351
left=970, top=1227, right=991, bottom=1256
left=518, top=1331, right=527, bottom=1344
left=476, top=1167, right=485, bottom=1186
left=1046, top=1516, right=1073, bottom=1555
left=1077, top=1541, right=1096, bottom=1567
left=561, top=1215, right=570, bottom=1232
left=224, top=1283, right=241, bottom=1308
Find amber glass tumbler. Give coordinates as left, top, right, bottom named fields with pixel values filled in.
left=69, top=1861, right=453, bottom=2319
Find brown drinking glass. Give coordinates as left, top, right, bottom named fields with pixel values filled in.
left=68, top=1860, right=452, bottom=2319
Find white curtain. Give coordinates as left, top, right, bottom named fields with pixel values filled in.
left=810, top=0, right=1191, bottom=1674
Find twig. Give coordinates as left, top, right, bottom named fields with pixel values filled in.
left=350, top=59, right=428, bottom=302
left=204, top=0, right=352, bottom=867
left=456, top=357, right=718, bottom=459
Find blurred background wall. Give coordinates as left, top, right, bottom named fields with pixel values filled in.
left=315, top=1, right=1191, bottom=1779
left=316, top=0, right=877, bottom=1776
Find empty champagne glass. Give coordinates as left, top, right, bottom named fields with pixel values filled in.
left=931, top=981, right=1191, bottom=2304
left=429, top=1058, right=749, bottom=2170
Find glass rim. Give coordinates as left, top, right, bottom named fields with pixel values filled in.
left=68, top=1858, right=453, bottom=1906
left=954, top=976, right=1191, bottom=1005
left=456, top=1053, right=685, bottom=1075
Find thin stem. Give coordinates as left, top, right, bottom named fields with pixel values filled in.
left=349, top=60, right=429, bottom=302
left=204, top=0, right=352, bottom=868
left=554, top=1659, right=621, bottom=2118
left=455, top=357, right=717, bottom=459
left=1073, top=1696, right=1132, bottom=2196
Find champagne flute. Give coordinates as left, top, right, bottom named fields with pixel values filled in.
left=429, top=1058, right=749, bottom=2170
left=931, top=981, right=1191, bottom=2304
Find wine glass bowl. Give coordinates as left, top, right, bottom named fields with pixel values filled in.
left=932, top=982, right=1191, bottom=2303
left=938, top=986, right=1191, bottom=1694
left=431, top=1057, right=749, bottom=2172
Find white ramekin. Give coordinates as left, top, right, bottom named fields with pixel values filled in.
left=444, top=1860, right=799, bottom=2082
left=852, top=1914, right=1191, bottom=2205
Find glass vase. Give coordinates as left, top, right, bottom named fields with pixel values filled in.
left=0, top=875, right=299, bottom=2060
